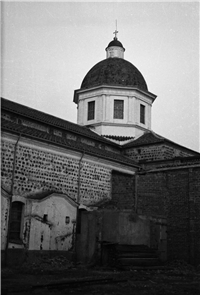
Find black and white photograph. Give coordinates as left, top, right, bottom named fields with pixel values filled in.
left=1, top=1, right=200, bottom=294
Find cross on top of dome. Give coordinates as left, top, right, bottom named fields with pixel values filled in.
left=113, top=20, right=118, bottom=39
left=113, top=29, right=118, bottom=39
left=106, top=22, right=125, bottom=58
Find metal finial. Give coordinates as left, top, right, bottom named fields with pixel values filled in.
left=113, top=20, right=118, bottom=39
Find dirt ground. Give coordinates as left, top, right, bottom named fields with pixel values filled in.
left=2, top=261, right=200, bottom=295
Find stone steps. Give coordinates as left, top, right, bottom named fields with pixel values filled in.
left=119, top=252, right=158, bottom=258
left=118, top=257, right=161, bottom=266
left=115, top=244, right=161, bottom=269
left=116, top=244, right=157, bottom=252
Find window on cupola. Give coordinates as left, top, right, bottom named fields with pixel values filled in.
left=140, top=104, right=145, bottom=124
left=88, top=101, right=95, bottom=120
left=114, top=100, right=124, bottom=119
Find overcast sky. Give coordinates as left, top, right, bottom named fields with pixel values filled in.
left=1, top=1, right=199, bottom=152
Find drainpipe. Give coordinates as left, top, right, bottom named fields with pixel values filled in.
left=134, top=171, right=138, bottom=213
left=4, top=134, right=21, bottom=265
left=75, top=152, right=84, bottom=264
left=77, top=152, right=84, bottom=203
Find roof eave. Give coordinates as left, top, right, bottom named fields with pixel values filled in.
left=73, top=85, right=157, bottom=102
left=1, top=126, right=139, bottom=168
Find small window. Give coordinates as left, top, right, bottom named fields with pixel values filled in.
left=9, top=201, right=23, bottom=242
left=43, top=214, right=48, bottom=222
left=140, top=104, right=145, bottom=124
left=65, top=216, right=70, bottom=224
left=114, top=100, right=124, bottom=119
left=88, top=101, right=95, bottom=121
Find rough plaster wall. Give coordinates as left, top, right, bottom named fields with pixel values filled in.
left=1, top=140, right=111, bottom=206
left=125, top=144, right=194, bottom=162
left=29, top=196, right=77, bottom=251
left=29, top=219, right=51, bottom=251
left=1, top=196, right=9, bottom=249
left=23, top=216, right=31, bottom=249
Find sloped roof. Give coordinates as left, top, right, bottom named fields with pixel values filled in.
left=1, top=97, right=117, bottom=146
left=123, top=131, right=165, bottom=148
left=1, top=111, right=139, bottom=168
left=122, top=131, right=200, bottom=155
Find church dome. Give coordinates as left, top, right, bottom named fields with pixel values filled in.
left=81, top=58, right=148, bottom=91
left=106, top=38, right=125, bottom=50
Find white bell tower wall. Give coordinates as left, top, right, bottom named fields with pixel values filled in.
left=76, top=86, right=156, bottom=138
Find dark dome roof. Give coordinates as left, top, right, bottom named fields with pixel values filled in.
left=81, top=58, right=148, bottom=91
left=106, top=38, right=125, bottom=50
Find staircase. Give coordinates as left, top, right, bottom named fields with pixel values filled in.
left=116, top=244, right=162, bottom=269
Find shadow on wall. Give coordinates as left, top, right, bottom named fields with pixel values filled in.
left=76, top=209, right=167, bottom=265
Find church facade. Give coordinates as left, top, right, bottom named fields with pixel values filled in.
left=1, top=33, right=200, bottom=266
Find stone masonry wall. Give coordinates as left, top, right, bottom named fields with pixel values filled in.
left=124, top=144, right=194, bottom=162
left=137, top=167, right=200, bottom=265
left=1, top=140, right=111, bottom=206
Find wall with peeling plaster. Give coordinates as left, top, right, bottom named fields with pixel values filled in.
left=29, top=195, right=77, bottom=251
left=1, top=193, right=77, bottom=251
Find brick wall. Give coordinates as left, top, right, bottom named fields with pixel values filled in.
left=165, top=170, right=190, bottom=263
left=188, top=168, right=200, bottom=265
left=137, top=167, right=200, bottom=265
left=111, top=171, right=135, bottom=209
left=136, top=172, right=167, bottom=217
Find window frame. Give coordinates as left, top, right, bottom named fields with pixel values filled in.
left=140, top=104, right=145, bottom=124
left=113, top=99, right=124, bottom=119
left=87, top=101, right=95, bottom=121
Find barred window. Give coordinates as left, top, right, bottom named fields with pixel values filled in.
left=88, top=101, right=95, bottom=121
left=114, top=100, right=124, bottom=119
left=140, top=104, right=145, bottom=124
